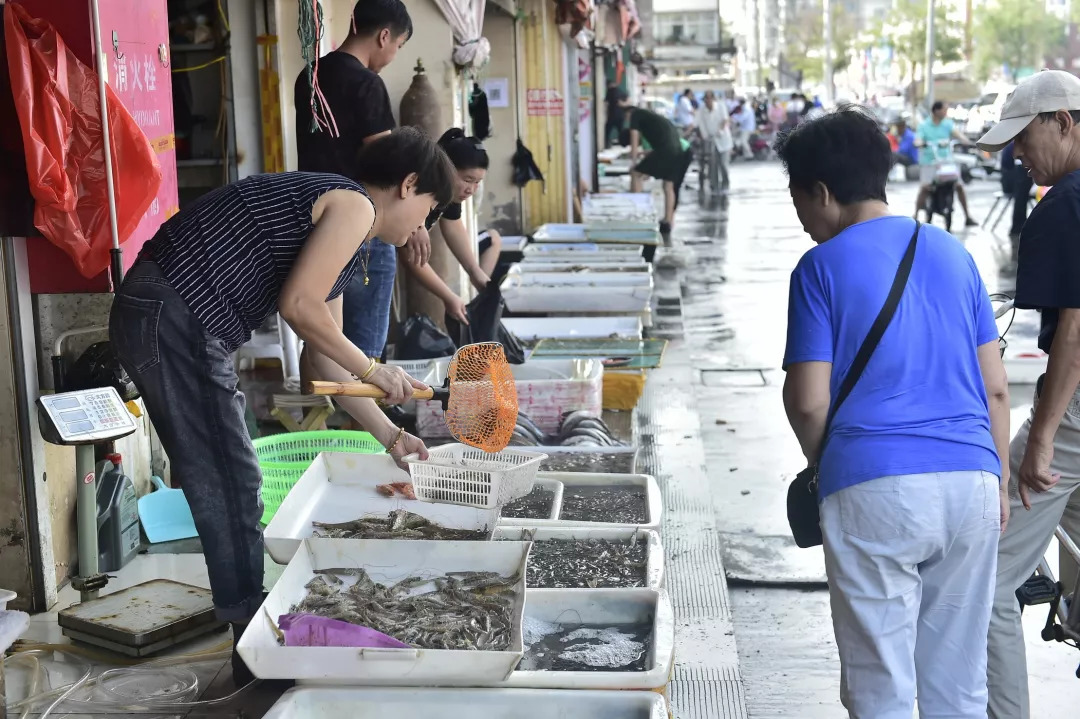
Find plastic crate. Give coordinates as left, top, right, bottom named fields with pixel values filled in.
left=254, top=430, right=383, bottom=524
left=404, top=444, right=547, bottom=509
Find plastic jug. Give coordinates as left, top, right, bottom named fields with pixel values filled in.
left=96, top=453, right=140, bottom=572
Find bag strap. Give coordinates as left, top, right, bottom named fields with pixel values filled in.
left=819, top=220, right=920, bottom=455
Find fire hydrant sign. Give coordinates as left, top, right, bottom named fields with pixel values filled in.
left=527, top=88, right=564, bottom=117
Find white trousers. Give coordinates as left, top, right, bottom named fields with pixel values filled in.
left=821, top=471, right=1001, bottom=719
left=987, top=384, right=1080, bottom=719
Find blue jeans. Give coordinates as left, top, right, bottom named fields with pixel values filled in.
left=342, top=238, right=397, bottom=358
left=108, top=260, right=264, bottom=622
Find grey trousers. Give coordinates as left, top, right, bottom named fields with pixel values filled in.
left=109, top=260, right=265, bottom=622
left=987, top=381, right=1080, bottom=718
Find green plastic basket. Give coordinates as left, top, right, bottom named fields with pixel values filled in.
left=254, top=430, right=383, bottom=525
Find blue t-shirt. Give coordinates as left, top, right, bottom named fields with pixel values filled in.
left=897, top=128, right=918, bottom=164
left=916, top=118, right=954, bottom=165
left=784, top=216, right=1001, bottom=499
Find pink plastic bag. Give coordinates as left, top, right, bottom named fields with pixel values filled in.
left=277, top=614, right=411, bottom=649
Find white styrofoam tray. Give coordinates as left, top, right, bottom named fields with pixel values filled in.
left=493, top=526, right=664, bottom=590
left=500, top=588, right=675, bottom=690
left=263, top=687, right=666, bottom=718
left=514, top=259, right=649, bottom=273
left=499, top=472, right=662, bottom=533
left=237, top=538, right=530, bottom=685
left=502, top=316, right=643, bottom=343
left=263, top=453, right=500, bottom=565
left=501, top=271, right=653, bottom=314
left=417, top=359, right=604, bottom=438
left=503, top=477, right=564, bottom=521
left=522, top=242, right=643, bottom=257
left=531, top=223, right=587, bottom=242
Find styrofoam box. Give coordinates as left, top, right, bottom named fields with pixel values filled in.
left=514, top=259, right=649, bottom=273
left=502, top=316, right=643, bottom=343
left=417, top=359, right=604, bottom=439
left=505, top=477, right=564, bottom=521
left=237, top=538, right=530, bottom=685
left=499, top=472, right=662, bottom=533
left=493, top=527, right=664, bottom=590
left=263, top=687, right=666, bottom=718
left=500, top=588, right=675, bottom=690
left=263, top=453, right=500, bottom=565
left=500, top=271, right=654, bottom=314
left=522, top=242, right=643, bottom=258
left=531, top=223, right=587, bottom=242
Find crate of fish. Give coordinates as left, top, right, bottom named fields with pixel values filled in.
left=494, top=527, right=664, bottom=590
left=498, top=472, right=662, bottom=533
left=237, top=538, right=530, bottom=685
left=403, top=443, right=548, bottom=509
left=500, top=588, right=675, bottom=690
left=263, top=453, right=499, bottom=565
left=263, top=687, right=667, bottom=718
left=497, top=478, right=564, bottom=522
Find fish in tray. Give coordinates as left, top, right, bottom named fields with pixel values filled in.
left=312, top=509, right=490, bottom=541
left=507, top=410, right=627, bottom=448
left=524, top=536, right=647, bottom=589
left=291, top=568, right=518, bottom=651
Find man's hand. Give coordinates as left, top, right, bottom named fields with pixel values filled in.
left=999, top=485, right=1011, bottom=534
left=1017, top=436, right=1060, bottom=509
left=402, top=228, right=432, bottom=267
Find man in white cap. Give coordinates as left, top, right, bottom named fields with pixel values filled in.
left=976, top=68, right=1080, bottom=719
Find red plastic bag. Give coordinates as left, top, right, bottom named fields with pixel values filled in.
left=4, top=3, right=161, bottom=279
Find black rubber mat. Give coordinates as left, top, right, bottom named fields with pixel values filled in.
left=670, top=665, right=748, bottom=719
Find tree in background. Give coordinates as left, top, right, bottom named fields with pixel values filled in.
left=783, top=0, right=856, bottom=85
left=879, top=0, right=963, bottom=101
left=974, top=0, right=1067, bottom=82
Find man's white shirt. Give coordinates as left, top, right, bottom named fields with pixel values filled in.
left=696, top=104, right=733, bottom=153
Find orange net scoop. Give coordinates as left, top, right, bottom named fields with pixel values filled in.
left=444, top=343, right=519, bottom=453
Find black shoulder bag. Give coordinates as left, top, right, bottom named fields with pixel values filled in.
left=787, top=221, right=920, bottom=548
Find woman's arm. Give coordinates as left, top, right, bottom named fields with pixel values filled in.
left=401, top=260, right=469, bottom=324
left=299, top=298, right=430, bottom=467
left=279, top=189, right=424, bottom=405
left=976, top=340, right=1011, bottom=532
left=783, top=361, right=833, bottom=463
left=440, top=217, right=490, bottom=291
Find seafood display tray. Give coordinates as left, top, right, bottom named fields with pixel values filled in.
left=502, top=316, right=643, bottom=344
left=263, top=453, right=500, bottom=565
left=522, top=242, right=644, bottom=258
left=499, top=588, right=674, bottom=690
left=498, top=478, right=565, bottom=521
left=500, top=271, right=654, bottom=314
left=263, top=687, right=666, bottom=718
left=493, top=527, right=665, bottom=590
left=500, top=472, right=662, bottom=533
left=237, top=538, right=529, bottom=685
left=513, top=259, right=649, bottom=273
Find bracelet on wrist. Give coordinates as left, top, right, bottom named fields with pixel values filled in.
left=360, top=357, right=378, bottom=381
left=385, top=427, right=406, bottom=455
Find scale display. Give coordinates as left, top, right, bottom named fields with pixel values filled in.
left=38, top=388, right=138, bottom=445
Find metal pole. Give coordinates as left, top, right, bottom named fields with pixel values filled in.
left=90, top=0, right=124, bottom=289
left=76, top=445, right=100, bottom=602
left=925, top=0, right=935, bottom=109
left=824, top=0, right=834, bottom=105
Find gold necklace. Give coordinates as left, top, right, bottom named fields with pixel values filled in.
left=358, top=239, right=374, bottom=285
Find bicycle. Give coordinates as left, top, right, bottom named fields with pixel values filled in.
left=995, top=295, right=1080, bottom=679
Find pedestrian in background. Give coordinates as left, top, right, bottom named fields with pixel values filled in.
left=731, top=100, right=755, bottom=159
left=695, top=90, right=732, bottom=196
left=779, top=105, right=1010, bottom=719
left=974, top=69, right=1080, bottom=719
left=674, top=88, right=696, bottom=133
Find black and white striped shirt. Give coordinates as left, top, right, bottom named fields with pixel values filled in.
left=144, top=172, right=371, bottom=351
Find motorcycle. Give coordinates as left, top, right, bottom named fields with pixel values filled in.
left=922, top=140, right=961, bottom=231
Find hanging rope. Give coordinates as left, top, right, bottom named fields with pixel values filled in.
left=298, top=0, right=339, bottom=136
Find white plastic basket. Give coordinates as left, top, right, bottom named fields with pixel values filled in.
left=404, top=444, right=548, bottom=509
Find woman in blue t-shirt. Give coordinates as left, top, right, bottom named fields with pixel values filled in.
left=776, top=106, right=1011, bottom=719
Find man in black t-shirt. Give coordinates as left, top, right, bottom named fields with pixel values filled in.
left=617, top=92, right=692, bottom=234
left=293, top=0, right=412, bottom=360
left=975, top=70, right=1080, bottom=719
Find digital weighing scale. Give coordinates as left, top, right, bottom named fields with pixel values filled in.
left=37, top=388, right=224, bottom=656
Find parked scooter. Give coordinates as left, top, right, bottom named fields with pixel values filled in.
left=922, top=140, right=961, bottom=231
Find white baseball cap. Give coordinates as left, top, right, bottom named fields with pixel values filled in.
left=976, top=69, right=1080, bottom=151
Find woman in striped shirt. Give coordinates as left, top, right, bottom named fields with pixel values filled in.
left=108, top=127, right=455, bottom=684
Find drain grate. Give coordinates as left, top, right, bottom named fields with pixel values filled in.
left=666, top=534, right=732, bottom=619
left=670, top=665, right=748, bottom=719
left=699, top=369, right=767, bottom=387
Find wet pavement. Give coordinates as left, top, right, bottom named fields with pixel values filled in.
left=661, top=160, right=1080, bottom=718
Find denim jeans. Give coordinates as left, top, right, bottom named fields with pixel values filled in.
left=342, top=238, right=397, bottom=358
left=108, top=260, right=264, bottom=623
